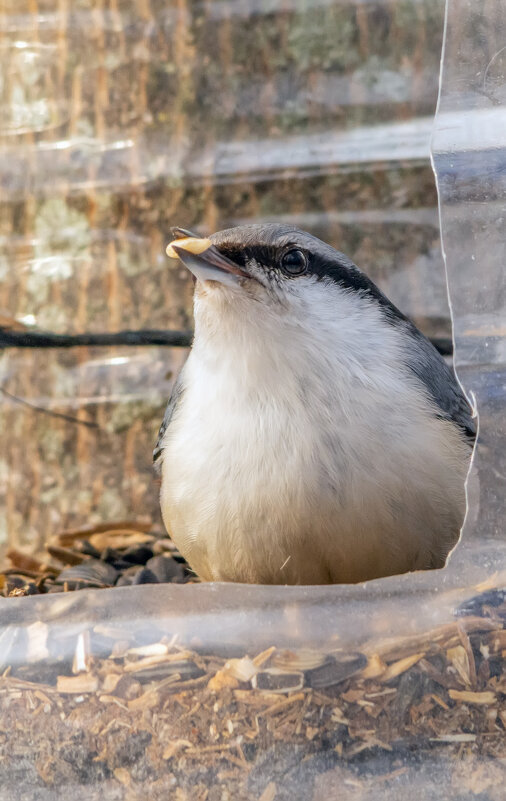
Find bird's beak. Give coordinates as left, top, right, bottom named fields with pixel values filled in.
left=166, top=236, right=250, bottom=287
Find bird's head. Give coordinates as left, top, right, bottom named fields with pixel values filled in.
left=166, top=224, right=406, bottom=358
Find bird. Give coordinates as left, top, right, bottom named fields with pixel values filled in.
left=154, top=223, right=476, bottom=585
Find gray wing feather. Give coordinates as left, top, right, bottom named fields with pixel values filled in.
left=153, top=376, right=184, bottom=473
left=403, top=324, right=476, bottom=442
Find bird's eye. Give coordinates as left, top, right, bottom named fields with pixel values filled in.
left=280, top=249, right=307, bottom=276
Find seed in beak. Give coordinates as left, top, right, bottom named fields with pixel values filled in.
left=166, top=237, right=212, bottom=259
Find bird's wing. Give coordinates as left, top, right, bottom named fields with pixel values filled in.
left=404, top=324, right=477, bottom=442
left=153, top=375, right=185, bottom=473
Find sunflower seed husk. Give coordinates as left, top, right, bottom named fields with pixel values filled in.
left=252, top=669, right=304, bottom=693
left=224, top=657, right=259, bottom=683
left=146, top=555, right=186, bottom=583
left=122, top=545, right=154, bottom=565
left=272, top=649, right=327, bottom=672
left=56, top=560, right=119, bottom=588
left=132, top=568, right=159, bottom=585
left=127, top=660, right=204, bottom=683
left=47, top=543, right=87, bottom=566
left=305, top=653, right=367, bottom=689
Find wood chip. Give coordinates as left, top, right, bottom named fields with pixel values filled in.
left=123, top=654, right=186, bottom=673
left=258, top=782, right=277, bottom=801
left=208, top=670, right=240, bottom=691
left=381, top=653, right=424, bottom=682
left=447, top=645, right=471, bottom=686
left=252, top=646, right=276, bottom=668
left=102, top=673, right=122, bottom=693
left=98, top=695, right=129, bottom=710
left=448, top=690, right=496, bottom=705
left=123, top=652, right=173, bottom=673
left=57, top=519, right=152, bottom=545
left=365, top=618, right=496, bottom=663
left=88, top=530, right=154, bottom=550
left=56, top=674, right=99, bottom=693
left=127, top=689, right=160, bottom=710
left=359, top=653, right=386, bottom=680
left=72, top=631, right=91, bottom=674
left=457, top=624, right=477, bottom=687
left=485, top=630, right=506, bottom=655
left=127, top=643, right=169, bottom=657
left=6, top=549, right=46, bottom=573
left=113, top=767, right=132, bottom=786
left=260, top=692, right=305, bottom=717
left=163, top=739, right=193, bottom=760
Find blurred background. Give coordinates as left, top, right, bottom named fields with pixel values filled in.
left=0, top=0, right=448, bottom=554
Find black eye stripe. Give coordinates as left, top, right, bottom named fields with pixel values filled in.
left=212, top=243, right=309, bottom=277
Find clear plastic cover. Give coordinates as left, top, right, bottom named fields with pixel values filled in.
left=1, top=0, right=505, bottom=799
left=1, top=0, right=446, bottom=546
left=431, top=0, right=506, bottom=552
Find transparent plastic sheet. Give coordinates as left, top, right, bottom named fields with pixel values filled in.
left=0, top=0, right=449, bottom=547
left=432, top=1, right=506, bottom=553
left=0, top=346, right=188, bottom=552
left=1, top=1, right=506, bottom=800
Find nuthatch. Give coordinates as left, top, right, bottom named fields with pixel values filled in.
left=154, top=224, right=475, bottom=585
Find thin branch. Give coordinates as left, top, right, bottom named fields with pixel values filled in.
left=0, top=327, right=452, bottom=355
left=0, top=388, right=99, bottom=429
left=0, top=328, right=193, bottom=349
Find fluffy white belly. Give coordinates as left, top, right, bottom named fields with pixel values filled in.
left=160, top=366, right=467, bottom=584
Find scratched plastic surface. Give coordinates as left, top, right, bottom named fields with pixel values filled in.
left=1, top=0, right=506, bottom=799
left=0, top=0, right=449, bottom=547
